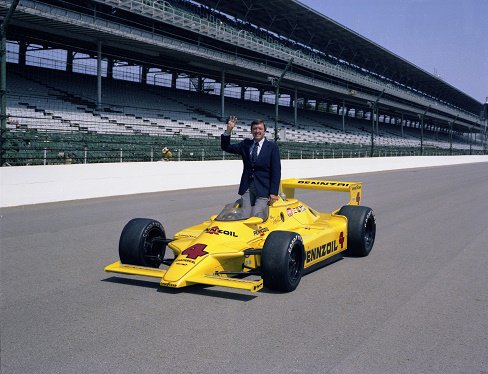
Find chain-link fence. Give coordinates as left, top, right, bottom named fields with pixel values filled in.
left=2, top=126, right=483, bottom=167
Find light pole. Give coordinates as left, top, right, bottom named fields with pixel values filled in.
left=271, top=58, right=293, bottom=142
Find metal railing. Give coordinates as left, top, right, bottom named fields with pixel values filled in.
left=2, top=126, right=484, bottom=166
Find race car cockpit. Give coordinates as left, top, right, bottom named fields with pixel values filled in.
left=215, top=201, right=268, bottom=221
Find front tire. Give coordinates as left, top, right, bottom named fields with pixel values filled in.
left=119, top=218, right=166, bottom=267
left=261, top=231, right=305, bottom=292
left=338, top=206, right=376, bottom=257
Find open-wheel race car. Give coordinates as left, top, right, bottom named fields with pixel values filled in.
left=105, top=178, right=376, bottom=293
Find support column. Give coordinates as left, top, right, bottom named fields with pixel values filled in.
left=370, top=106, right=375, bottom=157
left=369, top=90, right=385, bottom=157
left=419, top=105, right=431, bottom=156
left=66, top=48, right=74, bottom=73
left=449, top=121, right=453, bottom=155
left=198, top=76, right=204, bottom=93
left=107, top=57, right=113, bottom=80
left=274, top=85, right=279, bottom=140
left=141, top=66, right=148, bottom=84
left=96, top=40, right=102, bottom=109
left=18, top=40, right=27, bottom=68
left=1, top=0, right=21, bottom=166
left=401, top=114, right=404, bottom=137
left=376, top=109, right=380, bottom=135
left=294, top=87, right=298, bottom=126
left=420, top=117, right=424, bottom=155
left=342, top=99, right=345, bottom=132
left=220, top=70, right=225, bottom=120
left=1, top=29, right=7, bottom=166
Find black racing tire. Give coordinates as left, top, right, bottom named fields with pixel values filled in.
left=119, top=218, right=166, bottom=268
left=338, top=205, right=376, bottom=257
left=261, top=231, right=305, bottom=292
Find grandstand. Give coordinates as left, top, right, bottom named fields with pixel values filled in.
left=1, top=0, right=486, bottom=165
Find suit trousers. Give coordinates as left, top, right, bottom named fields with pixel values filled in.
left=241, top=180, right=268, bottom=220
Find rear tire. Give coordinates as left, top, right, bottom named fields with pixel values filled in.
left=119, top=218, right=166, bottom=267
left=262, top=231, right=305, bottom=292
left=338, top=206, right=376, bottom=257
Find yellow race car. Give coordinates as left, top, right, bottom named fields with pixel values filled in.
left=105, top=178, right=376, bottom=293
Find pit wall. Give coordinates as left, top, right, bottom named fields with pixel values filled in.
left=1, top=155, right=487, bottom=207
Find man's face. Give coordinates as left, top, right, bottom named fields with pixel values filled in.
left=251, top=123, right=266, bottom=142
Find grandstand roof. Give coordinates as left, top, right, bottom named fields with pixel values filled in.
left=1, top=0, right=483, bottom=128
left=196, top=0, right=482, bottom=114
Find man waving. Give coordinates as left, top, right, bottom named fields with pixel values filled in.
left=221, top=116, right=281, bottom=220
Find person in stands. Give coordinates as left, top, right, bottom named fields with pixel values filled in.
left=162, top=147, right=173, bottom=161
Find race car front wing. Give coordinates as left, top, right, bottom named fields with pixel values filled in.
left=105, top=261, right=263, bottom=292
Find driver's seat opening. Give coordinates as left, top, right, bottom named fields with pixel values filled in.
left=216, top=199, right=268, bottom=222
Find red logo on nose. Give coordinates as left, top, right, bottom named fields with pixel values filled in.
left=182, top=244, right=208, bottom=259
left=339, top=232, right=344, bottom=249
left=206, top=226, right=220, bottom=235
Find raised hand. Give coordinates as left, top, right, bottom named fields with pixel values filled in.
left=226, top=115, right=237, bottom=134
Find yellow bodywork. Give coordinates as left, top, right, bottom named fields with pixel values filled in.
left=105, top=178, right=362, bottom=292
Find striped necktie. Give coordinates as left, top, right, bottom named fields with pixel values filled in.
left=251, top=142, right=258, bottom=164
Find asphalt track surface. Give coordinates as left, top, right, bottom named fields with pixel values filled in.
left=1, top=163, right=487, bottom=374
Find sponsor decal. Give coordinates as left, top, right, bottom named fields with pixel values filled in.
left=176, top=258, right=195, bottom=264
left=298, top=180, right=350, bottom=187
left=182, top=243, right=208, bottom=260
left=142, top=221, right=163, bottom=238
left=205, top=226, right=238, bottom=237
left=286, top=204, right=307, bottom=217
left=355, top=192, right=361, bottom=204
left=288, top=235, right=301, bottom=253
left=364, top=210, right=376, bottom=228
left=253, top=226, right=269, bottom=236
left=268, top=215, right=282, bottom=224
left=339, top=232, right=344, bottom=249
left=306, top=240, right=338, bottom=263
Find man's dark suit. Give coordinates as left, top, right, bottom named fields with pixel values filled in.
left=221, top=134, right=281, bottom=198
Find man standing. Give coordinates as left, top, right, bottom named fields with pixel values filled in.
left=221, top=116, right=281, bottom=219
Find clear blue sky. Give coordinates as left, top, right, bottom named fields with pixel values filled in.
left=300, top=0, right=488, bottom=104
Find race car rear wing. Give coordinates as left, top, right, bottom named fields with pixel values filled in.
left=280, top=178, right=362, bottom=206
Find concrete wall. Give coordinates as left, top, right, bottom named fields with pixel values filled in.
left=1, top=155, right=487, bottom=207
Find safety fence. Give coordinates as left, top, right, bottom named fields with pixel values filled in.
left=2, top=128, right=483, bottom=167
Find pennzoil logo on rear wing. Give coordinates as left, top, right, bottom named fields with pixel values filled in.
left=280, top=178, right=362, bottom=206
